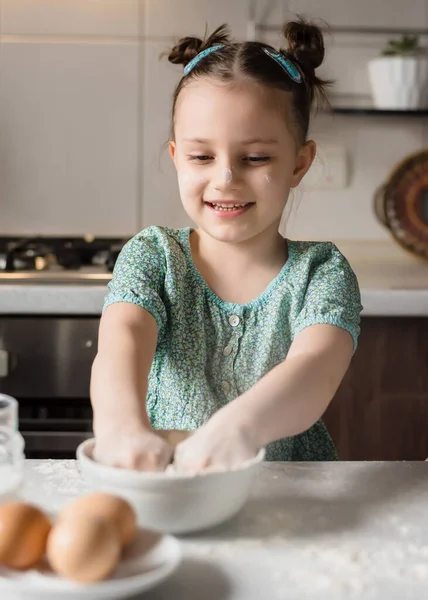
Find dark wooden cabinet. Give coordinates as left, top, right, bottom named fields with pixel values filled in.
left=323, top=318, right=428, bottom=461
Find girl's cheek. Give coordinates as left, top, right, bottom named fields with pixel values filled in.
left=254, top=172, right=285, bottom=200
left=254, top=172, right=274, bottom=189
left=178, top=172, right=208, bottom=195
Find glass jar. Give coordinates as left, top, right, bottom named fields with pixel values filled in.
left=0, top=393, right=18, bottom=430
left=0, top=395, right=25, bottom=503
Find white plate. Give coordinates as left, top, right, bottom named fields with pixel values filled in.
left=0, top=529, right=181, bottom=600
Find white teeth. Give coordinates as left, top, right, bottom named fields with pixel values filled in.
left=210, top=203, right=250, bottom=211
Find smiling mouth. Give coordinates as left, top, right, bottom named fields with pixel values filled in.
left=206, top=202, right=254, bottom=212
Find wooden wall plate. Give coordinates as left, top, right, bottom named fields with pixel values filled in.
left=376, top=150, right=428, bottom=260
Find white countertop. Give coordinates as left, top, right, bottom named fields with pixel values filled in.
left=0, top=284, right=106, bottom=315
left=1, top=282, right=427, bottom=317
left=16, top=460, right=428, bottom=599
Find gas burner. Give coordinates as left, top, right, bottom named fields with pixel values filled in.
left=0, top=240, right=53, bottom=273
left=0, top=236, right=127, bottom=275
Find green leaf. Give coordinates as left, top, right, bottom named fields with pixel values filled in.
left=382, top=34, right=420, bottom=56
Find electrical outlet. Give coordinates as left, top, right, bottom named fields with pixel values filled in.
left=302, top=145, right=349, bottom=190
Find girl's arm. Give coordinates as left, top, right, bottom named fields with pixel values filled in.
left=90, top=303, right=174, bottom=470
left=91, top=303, right=156, bottom=433
left=174, top=324, right=353, bottom=470
left=220, top=323, right=353, bottom=448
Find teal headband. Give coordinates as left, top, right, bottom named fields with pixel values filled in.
left=183, top=45, right=224, bottom=75
left=183, top=44, right=302, bottom=84
left=262, top=48, right=302, bottom=83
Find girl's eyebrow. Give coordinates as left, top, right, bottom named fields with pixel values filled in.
left=242, top=138, right=279, bottom=145
left=182, top=138, right=209, bottom=144
left=182, top=138, right=279, bottom=145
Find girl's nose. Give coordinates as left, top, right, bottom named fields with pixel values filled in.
left=223, top=168, right=233, bottom=184
left=213, top=166, right=238, bottom=191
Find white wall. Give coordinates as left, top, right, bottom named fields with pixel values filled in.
left=0, top=0, right=427, bottom=248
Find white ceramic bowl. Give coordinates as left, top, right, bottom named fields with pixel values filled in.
left=76, top=439, right=265, bottom=534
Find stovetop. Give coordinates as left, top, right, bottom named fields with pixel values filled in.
left=0, top=235, right=128, bottom=284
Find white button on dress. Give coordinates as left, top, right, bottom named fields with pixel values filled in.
left=229, top=315, right=240, bottom=327
left=221, top=380, right=231, bottom=392
left=223, top=345, right=233, bottom=356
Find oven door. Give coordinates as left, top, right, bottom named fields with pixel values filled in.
left=0, top=316, right=98, bottom=458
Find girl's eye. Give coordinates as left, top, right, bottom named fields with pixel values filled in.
left=245, top=156, right=271, bottom=163
left=188, top=155, right=212, bottom=162
left=187, top=155, right=271, bottom=164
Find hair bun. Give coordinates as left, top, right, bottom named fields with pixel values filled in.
left=167, top=24, right=231, bottom=69
left=168, top=36, right=204, bottom=66
left=282, top=19, right=325, bottom=71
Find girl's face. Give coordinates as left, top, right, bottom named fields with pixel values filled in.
left=170, top=79, right=315, bottom=245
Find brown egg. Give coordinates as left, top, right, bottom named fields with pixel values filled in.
left=58, top=493, right=137, bottom=547
left=47, top=513, right=121, bottom=583
left=0, top=502, right=51, bottom=569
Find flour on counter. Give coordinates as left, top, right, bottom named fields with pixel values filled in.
left=23, top=460, right=88, bottom=511
left=20, top=459, right=428, bottom=599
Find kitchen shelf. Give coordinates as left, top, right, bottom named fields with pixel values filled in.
left=251, top=17, right=428, bottom=118
left=331, top=107, right=428, bottom=117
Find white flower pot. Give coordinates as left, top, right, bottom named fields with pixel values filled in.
left=367, top=56, right=428, bottom=109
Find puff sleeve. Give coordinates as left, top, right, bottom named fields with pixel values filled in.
left=292, top=243, right=363, bottom=352
left=103, top=228, right=167, bottom=333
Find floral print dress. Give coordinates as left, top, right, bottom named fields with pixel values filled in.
left=103, top=226, right=362, bottom=461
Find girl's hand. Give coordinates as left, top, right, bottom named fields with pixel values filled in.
left=173, top=417, right=258, bottom=473
left=93, top=424, right=174, bottom=472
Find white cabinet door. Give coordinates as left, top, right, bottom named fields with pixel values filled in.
left=0, top=41, right=140, bottom=236
left=1, top=0, right=140, bottom=37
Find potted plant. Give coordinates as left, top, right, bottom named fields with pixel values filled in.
left=368, top=34, right=428, bottom=109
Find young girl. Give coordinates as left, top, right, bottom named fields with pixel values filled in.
left=91, top=19, right=362, bottom=472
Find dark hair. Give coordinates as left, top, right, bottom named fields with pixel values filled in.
left=165, top=18, right=331, bottom=144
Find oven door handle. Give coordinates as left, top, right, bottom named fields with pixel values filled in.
left=0, top=349, right=9, bottom=377
left=0, top=349, right=18, bottom=378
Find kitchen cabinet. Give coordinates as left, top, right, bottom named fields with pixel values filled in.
left=1, top=41, right=140, bottom=236
left=324, top=317, right=428, bottom=461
